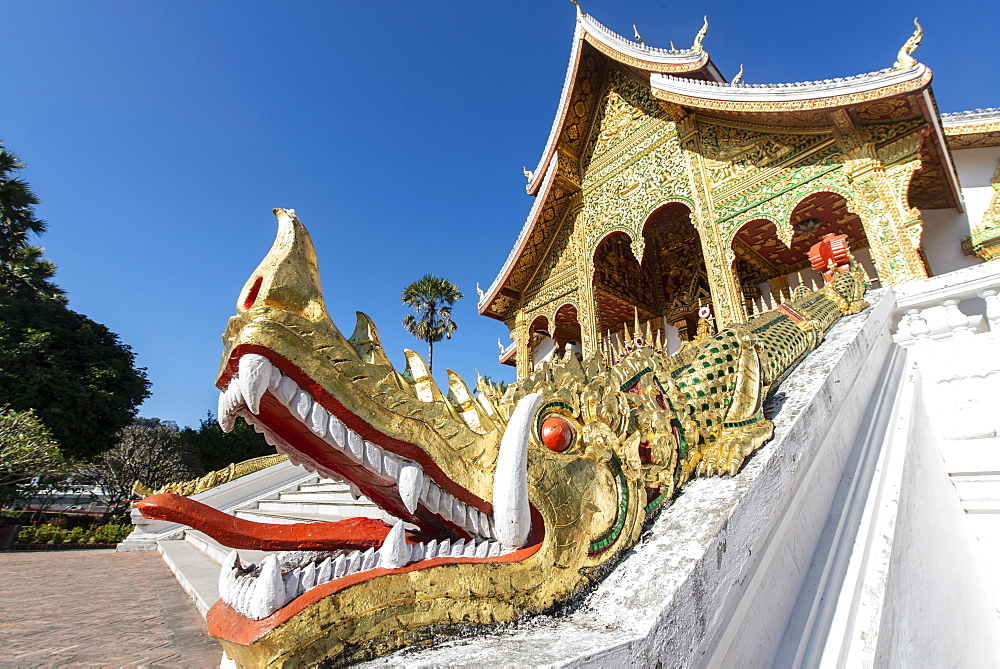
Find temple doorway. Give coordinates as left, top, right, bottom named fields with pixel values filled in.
left=591, top=203, right=711, bottom=351
left=731, top=191, right=877, bottom=312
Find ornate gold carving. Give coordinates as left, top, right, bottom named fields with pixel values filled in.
left=691, top=16, right=708, bottom=54
left=894, top=18, right=923, bottom=70
left=134, top=454, right=290, bottom=497
left=971, top=160, right=1000, bottom=261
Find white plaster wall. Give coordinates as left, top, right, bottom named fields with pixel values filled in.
left=921, top=146, right=999, bottom=275
left=874, top=379, right=1000, bottom=667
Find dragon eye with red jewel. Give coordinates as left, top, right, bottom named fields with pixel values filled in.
left=540, top=415, right=574, bottom=452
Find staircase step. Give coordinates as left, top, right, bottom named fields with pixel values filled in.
left=157, top=538, right=222, bottom=617
left=295, top=482, right=352, bottom=493
left=277, top=490, right=377, bottom=503
left=255, top=499, right=386, bottom=516
left=233, top=508, right=374, bottom=524
left=184, top=529, right=271, bottom=566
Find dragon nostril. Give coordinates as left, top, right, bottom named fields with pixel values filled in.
left=243, top=276, right=263, bottom=310
left=541, top=416, right=574, bottom=452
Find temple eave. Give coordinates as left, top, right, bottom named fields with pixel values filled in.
left=650, top=64, right=932, bottom=113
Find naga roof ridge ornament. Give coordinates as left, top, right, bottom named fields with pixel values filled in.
left=691, top=15, right=708, bottom=54
left=894, top=17, right=923, bottom=70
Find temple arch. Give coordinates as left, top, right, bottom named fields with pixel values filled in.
left=591, top=203, right=710, bottom=348
left=731, top=191, right=877, bottom=312
left=527, top=315, right=556, bottom=370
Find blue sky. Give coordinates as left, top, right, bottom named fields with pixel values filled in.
left=3, top=1, right=997, bottom=429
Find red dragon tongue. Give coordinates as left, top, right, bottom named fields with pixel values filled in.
left=136, top=492, right=395, bottom=552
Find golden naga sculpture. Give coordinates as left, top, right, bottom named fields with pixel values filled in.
left=132, top=454, right=289, bottom=498
left=894, top=17, right=923, bottom=69
left=691, top=15, right=709, bottom=54
left=137, top=210, right=868, bottom=666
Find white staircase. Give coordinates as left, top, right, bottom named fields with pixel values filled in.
left=121, top=461, right=394, bottom=616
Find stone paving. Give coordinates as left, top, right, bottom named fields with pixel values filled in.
left=0, top=549, right=222, bottom=668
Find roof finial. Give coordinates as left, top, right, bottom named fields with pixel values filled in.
left=894, top=17, right=923, bottom=70
left=477, top=282, right=485, bottom=300
left=691, top=16, right=708, bottom=54
left=730, top=64, right=744, bottom=85
left=523, top=166, right=534, bottom=181
left=569, top=0, right=582, bottom=18
left=633, top=24, right=644, bottom=45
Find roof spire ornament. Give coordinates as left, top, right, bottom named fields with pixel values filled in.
left=569, top=0, right=582, bottom=18
left=894, top=17, right=923, bottom=70
left=633, top=24, right=644, bottom=45
left=691, top=16, right=708, bottom=54
left=730, top=64, right=744, bottom=85
left=523, top=166, right=534, bottom=182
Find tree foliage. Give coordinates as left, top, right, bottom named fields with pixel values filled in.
left=401, top=274, right=463, bottom=373
left=181, top=411, right=274, bottom=475
left=0, top=405, right=68, bottom=507
left=0, top=299, right=151, bottom=459
left=81, top=425, right=198, bottom=517
left=0, top=144, right=63, bottom=304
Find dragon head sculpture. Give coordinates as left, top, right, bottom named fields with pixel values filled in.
left=138, top=209, right=867, bottom=666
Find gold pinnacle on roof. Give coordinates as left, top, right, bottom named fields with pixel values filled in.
left=691, top=16, right=708, bottom=54
left=894, top=18, right=923, bottom=69
left=731, top=63, right=744, bottom=85
left=633, top=24, right=644, bottom=45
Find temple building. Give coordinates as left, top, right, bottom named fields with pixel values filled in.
left=479, top=11, right=1000, bottom=377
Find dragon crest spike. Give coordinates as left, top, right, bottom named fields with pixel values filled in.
left=401, top=349, right=448, bottom=404
left=447, top=369, right=495, bottom=435
left=348, top=312, right=392, bottom=366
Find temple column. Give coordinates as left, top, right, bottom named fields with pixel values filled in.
left=842, top=145, right=928, bottom=285
left=698, top=224, right=746, bottom=327
left=578, top=260, right=599, bottom=359
left=513, top=309, right=530, bottom=380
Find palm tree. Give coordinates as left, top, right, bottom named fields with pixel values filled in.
left=0, top=244, right=65, bottom=305
left=401, top=275, right=463, bottom=373
left=0, top=145, right=45, bottom=262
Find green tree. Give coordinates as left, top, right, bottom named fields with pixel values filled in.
left=0, top=405, right=68, bottom=508
left=401, top=274, right=463, bottom=373
left=181, top=411, right=274, bottom=475
left=0, top=299, right=151, bottom=459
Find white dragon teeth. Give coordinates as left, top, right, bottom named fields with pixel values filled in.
left=364, top=440, right=383, bottom=474
left=327, top=416, right=347, bottom=449
left=378, top=521, right=410, bottom=569
left=309, top=404, right=330, bottom=438
left=221, top=367, right=501, bottom=557
left=292, top=389, right=312, bottom=422
left=398, top=463, right=423, bottom=514
left=247, top=555, right=287, bottom=620
left=276, top=375, right=298, bottom=405
left=219, top=534, right=514, bottom=619
left=317, top=557, right=332, bottom=584
left=238, top=354, right=272, bottom=415
left=347, top=431, right=365, bottom=461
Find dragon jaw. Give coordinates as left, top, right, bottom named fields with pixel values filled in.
left=168, top=209, right=636, bottom=665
